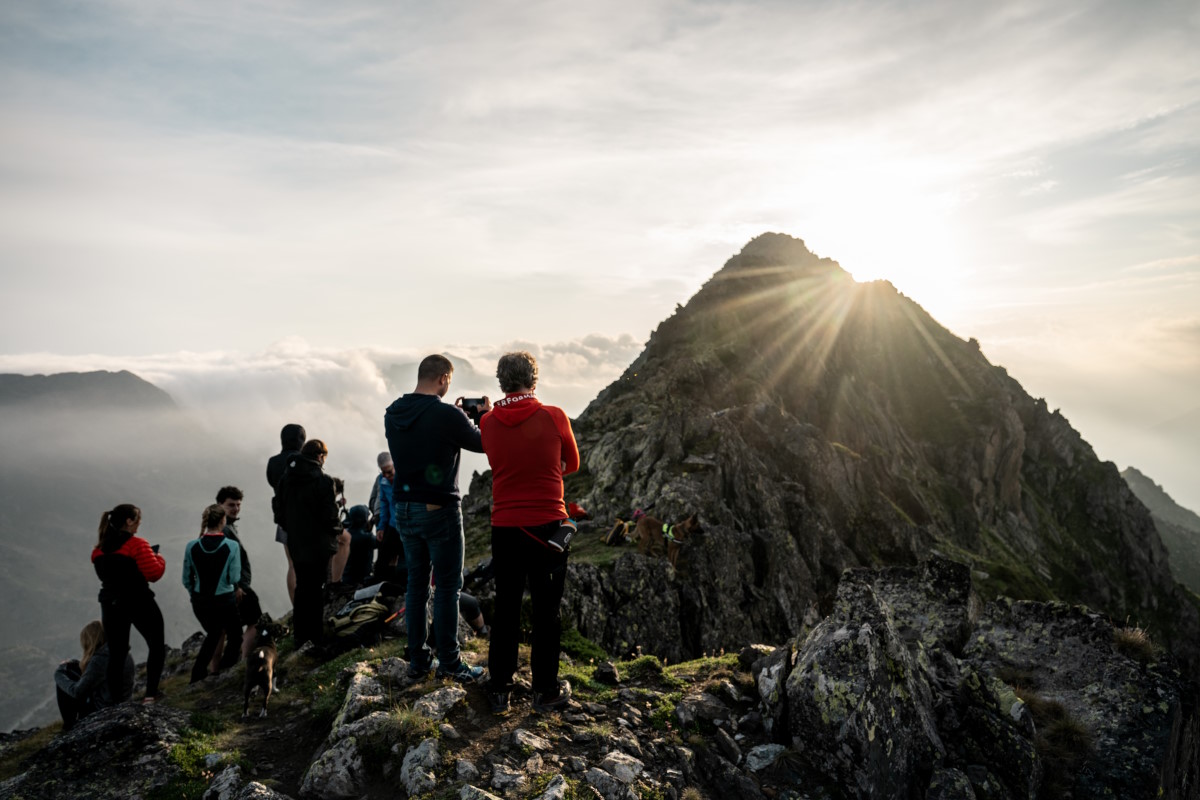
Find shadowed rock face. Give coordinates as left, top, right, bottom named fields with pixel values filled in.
left=549, top=232, right=1197, bottom=668
left=756, top=557, right=1198, bottom=799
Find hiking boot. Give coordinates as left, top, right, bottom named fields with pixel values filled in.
left=546, top=520, right=577, bottom=553
left=436, top=661, right=485, bottom=684
left=531, top=679, right=572, bottom=712
left=406, top=662, right=433, bottom=681
left=488, top=689, right=511, bottom=714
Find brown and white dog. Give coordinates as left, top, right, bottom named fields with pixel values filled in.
left=635, top=514, right=701, bottom=567
left=243, top=618, right=288, bottom=719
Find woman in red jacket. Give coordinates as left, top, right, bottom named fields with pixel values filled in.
left=480, top=351, right=580, bottom=714
left=91, top=503, right=166, bottom=704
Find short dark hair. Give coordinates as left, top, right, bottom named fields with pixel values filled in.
left=216, top=486, right=243, bottom=504
left=417, top=354, right=454, bottom=382
left=496, top=351, right=538, bottom=393
left=301, top=439, right=328, bottom=459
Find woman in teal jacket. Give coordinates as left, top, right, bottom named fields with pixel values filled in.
left=182, top=504, right=242, bottom=683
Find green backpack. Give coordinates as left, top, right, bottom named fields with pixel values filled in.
left=327, top=599, right=391, bottom=644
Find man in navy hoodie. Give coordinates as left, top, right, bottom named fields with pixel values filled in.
left=384, top=354, right=489, bottom=683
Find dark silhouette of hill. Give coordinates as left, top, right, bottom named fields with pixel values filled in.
left=0, top=370, right=175, bottom=410
left=1123, top=466, right=1200, bottom=596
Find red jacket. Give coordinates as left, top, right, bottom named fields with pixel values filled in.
left=480, top=393, right=579, bottom=526
left=92, top=534, right=166, bottom=602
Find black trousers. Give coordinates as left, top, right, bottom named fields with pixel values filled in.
left=487, top=523, right=568, bottom=694
left=293, top=556, right=331, bottom=646
left=55, top=662, right=91, bottom=729
left=101, top=595, right=165, bottom=700
left=190, top=593, right=243, bottom=682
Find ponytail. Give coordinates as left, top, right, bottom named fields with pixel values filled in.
left=202, top=504, right=227, bottom=535
left=97, top=504, right=140, bottom=550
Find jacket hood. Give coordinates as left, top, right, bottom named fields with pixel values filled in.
left=489, top=393, right=543, bottom=426
left=384, top=393, right=442, bottom=430
left=280, top=423, right=306, bottom=451
left=347, top=504, right=371, bottom=530
left=286, top=454, right=325, bottom=485
left=198, top=532, right=228, bottom=553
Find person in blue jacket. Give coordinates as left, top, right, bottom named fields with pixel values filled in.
left=182, top=504, right=243, bottom=683
left=54, top=620, right=134, bottom=730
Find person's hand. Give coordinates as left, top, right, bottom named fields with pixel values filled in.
left=454, top=396, right=465, bottom=408
left=376, top=528, right=385, bottom=542
left=235, top=587, right=245, bottom=603
left=480, top=396, right=492, bottom=414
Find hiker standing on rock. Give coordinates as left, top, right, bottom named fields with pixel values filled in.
left=383, top=354, right=489, bottom=683
left=480, top=351, right=579, bottom=713
left=181, top=504, right=243, bottom=683
left=91, top=503, right=166, bottom=704
left=267, top=423, right=306, bottom=605
left=273, top=439, right=343, bottom=650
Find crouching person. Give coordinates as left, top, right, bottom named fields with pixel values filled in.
left=182, top=504, right=243, bottom=683
left=481, top=351, right=579, bottom=713
left=54, top=620, right=134, bottom=729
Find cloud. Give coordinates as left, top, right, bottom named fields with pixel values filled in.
left=0, top=333, right=642, bottom=487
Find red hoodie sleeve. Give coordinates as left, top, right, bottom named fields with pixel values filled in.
left=554, top=408, right=580, bottom=475
left=129, top=537, right=166, bottom=583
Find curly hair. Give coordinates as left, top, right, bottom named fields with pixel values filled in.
left=496, top=351, right=538, bottom=393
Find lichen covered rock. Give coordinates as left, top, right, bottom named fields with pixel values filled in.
left=785, top=573, right=943, bottom=796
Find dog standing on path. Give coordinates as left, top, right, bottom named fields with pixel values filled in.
left=243, top=619, right=287, bottom=719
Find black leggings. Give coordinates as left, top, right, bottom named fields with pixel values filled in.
left=101, top=596, right=165, bottom=700
left=190, top=593, right=242, bottom=682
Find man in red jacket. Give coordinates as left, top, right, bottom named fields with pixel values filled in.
left=480, top=351, right=580, bottom=713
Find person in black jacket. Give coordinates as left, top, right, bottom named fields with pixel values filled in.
left=273, top=438, right=342, bottom=648
left=267, top=423, right=305, bottom=605
left=91, top=503, right=167, bottom=704
left=54, top=620, right=134, bottom=729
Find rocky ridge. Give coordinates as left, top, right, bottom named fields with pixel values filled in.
left=518, top=233, right=1200, bottom=670
left=1, top=557, right=1194, bottom=799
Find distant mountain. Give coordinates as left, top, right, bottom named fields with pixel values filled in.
left=0, top=370, right=280, bottom=732
left=1122, top=466, right=1200, bottom=596
left=0, top=370, right=175, bottom=410
left=380, top=354, right=491, bottom=398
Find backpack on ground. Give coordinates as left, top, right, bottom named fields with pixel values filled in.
left=327, top=599, right=392, bottom=650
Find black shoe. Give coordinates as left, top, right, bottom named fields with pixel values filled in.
left=531, top=679, right=572, bottom=712
left=547, top=520, right=577, bottom=553
left=488, top=689, right=511, bottom=714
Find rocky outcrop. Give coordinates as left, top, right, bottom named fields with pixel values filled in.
left=755, top=556, right=1198, bottom=798
left=0, top=703, right=191, bottom=799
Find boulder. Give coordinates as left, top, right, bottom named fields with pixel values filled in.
left=299, top=736, right=365, bottom=800
left=399, top=738, right=439, bottom=796
left=412, top=685, right=467, bottom=720
left=785, top=574, right=943, bottom=796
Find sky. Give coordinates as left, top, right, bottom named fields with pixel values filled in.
left=1, top=0, right=1198, bottom=508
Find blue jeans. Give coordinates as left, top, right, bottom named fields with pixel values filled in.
left=394, top=500, right=465, bottom=670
